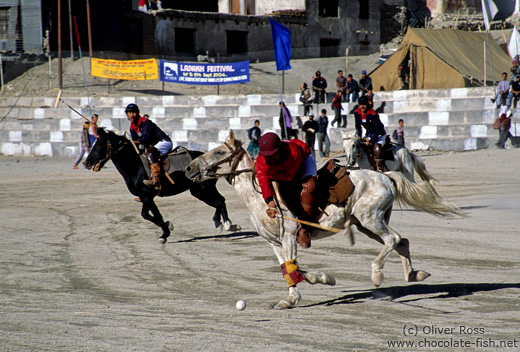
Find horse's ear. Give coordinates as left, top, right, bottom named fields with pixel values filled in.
left=227, top=129, right=236, bottom=144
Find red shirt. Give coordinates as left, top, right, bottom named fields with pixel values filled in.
left=256, top=139, right=311, bottom=202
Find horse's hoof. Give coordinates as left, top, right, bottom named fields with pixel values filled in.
left=372, top=272, right=384, bottom=287
left=158, top=237, right=167, bottom=244
left=304, top=272, right=336, bottom=286
left=408, top=270, right=431, bottom=282
left=217, top=223, right=223, bottom=233
left=273, top=300, right=293, bottom=310
left=223, top=221, right=232, bottom=231
left=166, top=221, right=174, bottom=231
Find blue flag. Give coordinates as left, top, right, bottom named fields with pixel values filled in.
left=270, top=19, right=291, bottom=71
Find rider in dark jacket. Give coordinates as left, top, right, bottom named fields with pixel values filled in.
left=126, top=103, right=172, bottom=191
left=353, top=96, right=387, bottom=172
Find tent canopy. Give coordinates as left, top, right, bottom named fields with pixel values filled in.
left=370, top=28, right=511, bottom=91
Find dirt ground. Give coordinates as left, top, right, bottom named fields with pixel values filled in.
left=1, top=147, right=519, bottom=352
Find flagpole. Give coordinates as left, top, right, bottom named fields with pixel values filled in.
left=276, top=70, right=288, bottom=139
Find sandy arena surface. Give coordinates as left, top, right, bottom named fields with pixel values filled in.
left=0, top=147, right=519, bottom=351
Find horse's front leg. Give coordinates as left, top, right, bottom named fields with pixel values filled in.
left=269, top=232, right=303, bottom=309
left=141, top=199, right=173, bottom=243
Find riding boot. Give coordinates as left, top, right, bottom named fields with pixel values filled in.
left=143, top=147, right=162, bottom=191
left=298, top=176, right=318, bottom=248
left=373, top=143, right=385, bottom=172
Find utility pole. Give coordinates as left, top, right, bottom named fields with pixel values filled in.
left=58, top=0, right=63, bottom=89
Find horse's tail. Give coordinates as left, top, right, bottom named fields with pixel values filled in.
left=410, top=152, right=438, bottom=186
left=384, top=171, right=464, bottom=219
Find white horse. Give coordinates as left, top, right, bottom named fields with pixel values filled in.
left=185, top=130, right=463, bottom=309
left=341, top=130, right=437, bottom=185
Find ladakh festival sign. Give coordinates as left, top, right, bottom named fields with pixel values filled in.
left=158, top=60, right=250, bottom=85
left=91, top=58, right=158, bottom=80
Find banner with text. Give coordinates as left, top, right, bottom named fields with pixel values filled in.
left=91, top=58, right=158, bottom=80
left=159, top=60, right=250, bottom=85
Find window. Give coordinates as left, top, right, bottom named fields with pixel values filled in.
left=175, top=28, right=196, bottom=53
left=227, top=31, right=248, bottom=54
left=320, top=39, right=340, bottom=58
left=319, top=0, right=338, bottom=17
left=0, top=7, right=10, bottom=40
left=359, top=0, right=369, bottom=19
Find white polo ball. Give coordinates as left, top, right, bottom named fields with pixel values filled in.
left=235, top=300, right=246, bottom=311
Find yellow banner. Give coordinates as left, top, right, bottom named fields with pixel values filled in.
left=91, top=58, right=158, bottom=80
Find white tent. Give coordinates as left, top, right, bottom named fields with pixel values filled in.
left=508, top=27, right=520, bottom=59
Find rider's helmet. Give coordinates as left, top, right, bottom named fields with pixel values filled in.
left=358, top=96, right=369, bottom=106
left=125, top=103, right=140, bottom=115
left=258, top=132, right=281, bottom=157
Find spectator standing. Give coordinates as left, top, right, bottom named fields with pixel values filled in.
left=507, top=75, right=520, bottom=108
left=312, top=71, right=327, bottom=104
left=316, top=109, right=330, bottom=157
left=138, top=0, right=147, bottom=12
left=302, top=112, right=319, bottom=154
left=279, top=102, right=297, bottom=139
left=399, top=64, right=409, bottom=90
left=358, top=70, right=373, bottom=97
left=73, top=116, right=97, bottom=169
left=247, top=120, right=262, bottom=159
left=395, top=119, right=405, bottom=146
left=330, top=90, right=344, bottom=128
left=89, top=114, right=99, bottom=146
left=345, top=74, right=359, bottom=103
left=299, top=82, right=314, bottom=116
left=336, top=70, right=347, bottom=101
left=496, top=111, right=519, bottom=149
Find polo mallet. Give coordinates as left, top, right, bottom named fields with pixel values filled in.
left=60, top=99, right=97, bottom=127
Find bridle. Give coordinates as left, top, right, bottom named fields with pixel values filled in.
left=342, top=135, right=361, bottom=166
left=92, top=138, right=128, bottom=172
left=197, top=139, right=252, bottom=183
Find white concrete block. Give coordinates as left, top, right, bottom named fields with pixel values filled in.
left=229, top=117, right=241, bottom=130
left=2, top=142, right=21, bottom=155
left=238, top=105, right=251, bottom=117
left=379, top=113, right=388, bottom=126
left=272, top=116, right=278, bottom=128
left=151, top=107, right=165, bottom=118
left=450, top=88, right=468, bottom=98
left=288, top=105, right=299, bottom=116
left=193, top=107, right=206, bottom=118
left=464, top=138, right=477, bottom=151
left=50, top=131, right=64, bottom=142
left=436, top=99, right=452, bottom=111
left=60, top=119, right=71, bottom=131
left=247, top=95, right=262, bottom=105
left=99, top=119, right=113, bottom=130
left=419, top=126, right=437, bottom=139
left=203, top=95, right=218, bottom=106
left=9, top=131, right=22, bottom=142
left=218, top=130, right=230, bottom=141
left=34, top=108, right=45, bottom=119
left=428, top=111, right=449, bottom=125
left=172, top=130, right=188, bottom=142
left=162, top=96, right=174, bottom=106
left=183, top=118, right=197, bottom=130
left=410, top=141, right=429, bottom=150
left=35, top=142, right=53, bottom=156
left=208, top=142, right=221, bottom=151
left=122, top=97, right=136, bottom=106
left=393, top=90, right=409, bottom=100
left=64, top=146, right=77, bottom=158
left=392, top=100, right=408, bottom=113
left=470, top=125, right=488, bottom=138
left=80, top=97, right=91, bottom=108
left=112, top=107, right=125, bottom=119
left=482, top=109, right=496, bottom=123
left=510, top=123, right=520, bottom=136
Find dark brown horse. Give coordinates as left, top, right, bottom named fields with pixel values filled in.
left=84, top=128, right=238, bottom=243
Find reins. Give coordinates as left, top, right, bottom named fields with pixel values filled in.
left=198, top=140, right=252, bottom=183
left=94, top=138, right=128, bottom=171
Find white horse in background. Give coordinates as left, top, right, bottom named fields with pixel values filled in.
left=341, top=129, right=437, bottom=185
left=185, top=130, right=463, bottom=309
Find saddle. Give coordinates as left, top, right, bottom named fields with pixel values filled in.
left=360, top=136, right=394, bottom=168
left=274, top=159, right=354, bottom=220
left=140, top=146, right=194, bottom=186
